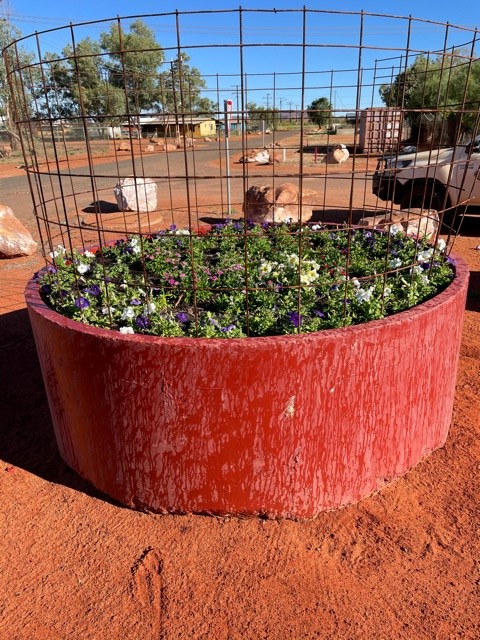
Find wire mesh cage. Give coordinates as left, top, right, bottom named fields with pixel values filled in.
left=4, top=8, right=478, bottom=338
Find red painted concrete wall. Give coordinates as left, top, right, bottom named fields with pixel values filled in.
left=26, top=257, right=469, bottom=518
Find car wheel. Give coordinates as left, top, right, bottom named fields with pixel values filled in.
left=400, top=185, right=443, bottom=212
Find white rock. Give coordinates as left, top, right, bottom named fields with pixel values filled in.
left=114, top=177, right=158, bottom=213
left=239, top=148, right=276, bottom=164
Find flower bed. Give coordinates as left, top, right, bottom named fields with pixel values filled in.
left=25, top=250, right=469, bottom=517
left=37, top=221, right=454, bottom=338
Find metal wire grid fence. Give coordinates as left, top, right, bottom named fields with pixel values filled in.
left=3, top=9, right=478, bottom=336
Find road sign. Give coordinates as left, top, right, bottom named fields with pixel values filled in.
left=224, top=99, right=233, bottom=136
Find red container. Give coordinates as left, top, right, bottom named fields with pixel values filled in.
left=25, top=256, right=469, bottom=518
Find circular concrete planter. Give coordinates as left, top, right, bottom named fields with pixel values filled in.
left=25, top=256, right=469, bottom=518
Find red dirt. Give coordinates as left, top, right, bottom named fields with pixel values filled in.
left=0, top=148, right=479, bottom=639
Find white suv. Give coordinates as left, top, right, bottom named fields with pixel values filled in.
left=372, top=136, right=480, bottom=214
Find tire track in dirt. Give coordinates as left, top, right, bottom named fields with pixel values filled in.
left=130, top=546, right=165, bottom=639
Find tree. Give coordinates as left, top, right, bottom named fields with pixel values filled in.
left=159, top=53, right=216, bottom=114
left=246, top=102, right=280, bottom=129
left=306, top=97, right=333, bottom=129
left=100, top=19, right=164, bottom=113
left=40, top=19, right=214, bottom=126
left=0, top=19, right=36, bottom=149
left=379, top=52, right=480, bottom=143
left=43, top=39, right=126, bottom=124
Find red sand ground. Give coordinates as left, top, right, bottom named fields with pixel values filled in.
left=0, top=145, right=479, bottom=639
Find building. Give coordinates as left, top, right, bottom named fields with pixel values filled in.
left=137, top=115, right=217, bottom=139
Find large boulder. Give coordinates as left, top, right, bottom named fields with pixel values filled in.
left=0, top=204, right=38, bottom=257
left=239, top=148, right=269, bottom=164
left=243, top=182, right=318, bottom=223
left=0, top=144, right=12, bottom=158
left=239, top=148, right=281, bottom=164
left=114, top=177, right=158, bottom=213
left=403, top=209, right=439, bottom=238
left=324, top=144, right=350, bottom=164
left=162, top=142, right=177, bottom=152
left=358, top=209, right=439, bottom=239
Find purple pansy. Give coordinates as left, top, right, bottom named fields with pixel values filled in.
left=135, top=315, right=150, bottom=329
left=85, top=285, right=101, bottom=296
left=74, top=296, right=90, bottom=309
left=288, top=311, right=302, bottom=327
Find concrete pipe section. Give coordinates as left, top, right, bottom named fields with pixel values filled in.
left=26, top=256, right=469, bottom=518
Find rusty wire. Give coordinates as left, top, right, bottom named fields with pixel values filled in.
left=3, top=9, right=479, bottom=336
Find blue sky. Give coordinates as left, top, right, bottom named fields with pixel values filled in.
left=6, top=0, right=479, bottom=31
left=4, top=0, right=480, bottom=112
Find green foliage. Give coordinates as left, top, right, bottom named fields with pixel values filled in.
left=37, top=19, right=213, bottom=123
left=38, top=221, right=454, bottom=339
left=379, top=51, right=480, bottom=138
left=159, top=53, right=215, bottom=114
left=306, top=97, right=333, bottom=129
left=246, top=102, right=281, bottom=129
left=99, top=20, right=164, bottom=112
left=0, top=21, right=37, bottom=148
left=44, top=40, right=127, bottom=122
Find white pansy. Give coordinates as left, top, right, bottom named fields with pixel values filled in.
left=383, top=287, right=392, bottom=297
left=259, top=261, right=274, bottom=278
left=49, top=244, right=66, bottom=259
left=120, top=283, right=128, bottom=290
left=355, top=286, right=374, bottom=304
left=420, top=274, right=429, bottom=285
left=389, top=257, right=402, bottom=269
left=286, top=253, right=299, bottom=268
left=311, top=224, right=322, bottom=231
left=144, top=302, right=156, bottom=314
left=300, top=271, right=315, bottom=285
left=416, top=248, right=434, bottom=262
left=102, top=306, right=115, bottom=315
left=411, top=264, right=423, bottom=276
left=351, top=278, right=361, bottom=288
left=77, top=263, right=90, bottom=274
left=129, top=237, right=141, bottom=254
left=120, top=307, right=135, bottom=321
left=119, top=326, right=134, bottom=334
left=436, top=238, right=446, bottom=252
left=175, top=228, right=190, bottom=235
left=83, top=250, right=95, bottom=258
left=299, top=260, right=320, bottom=285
